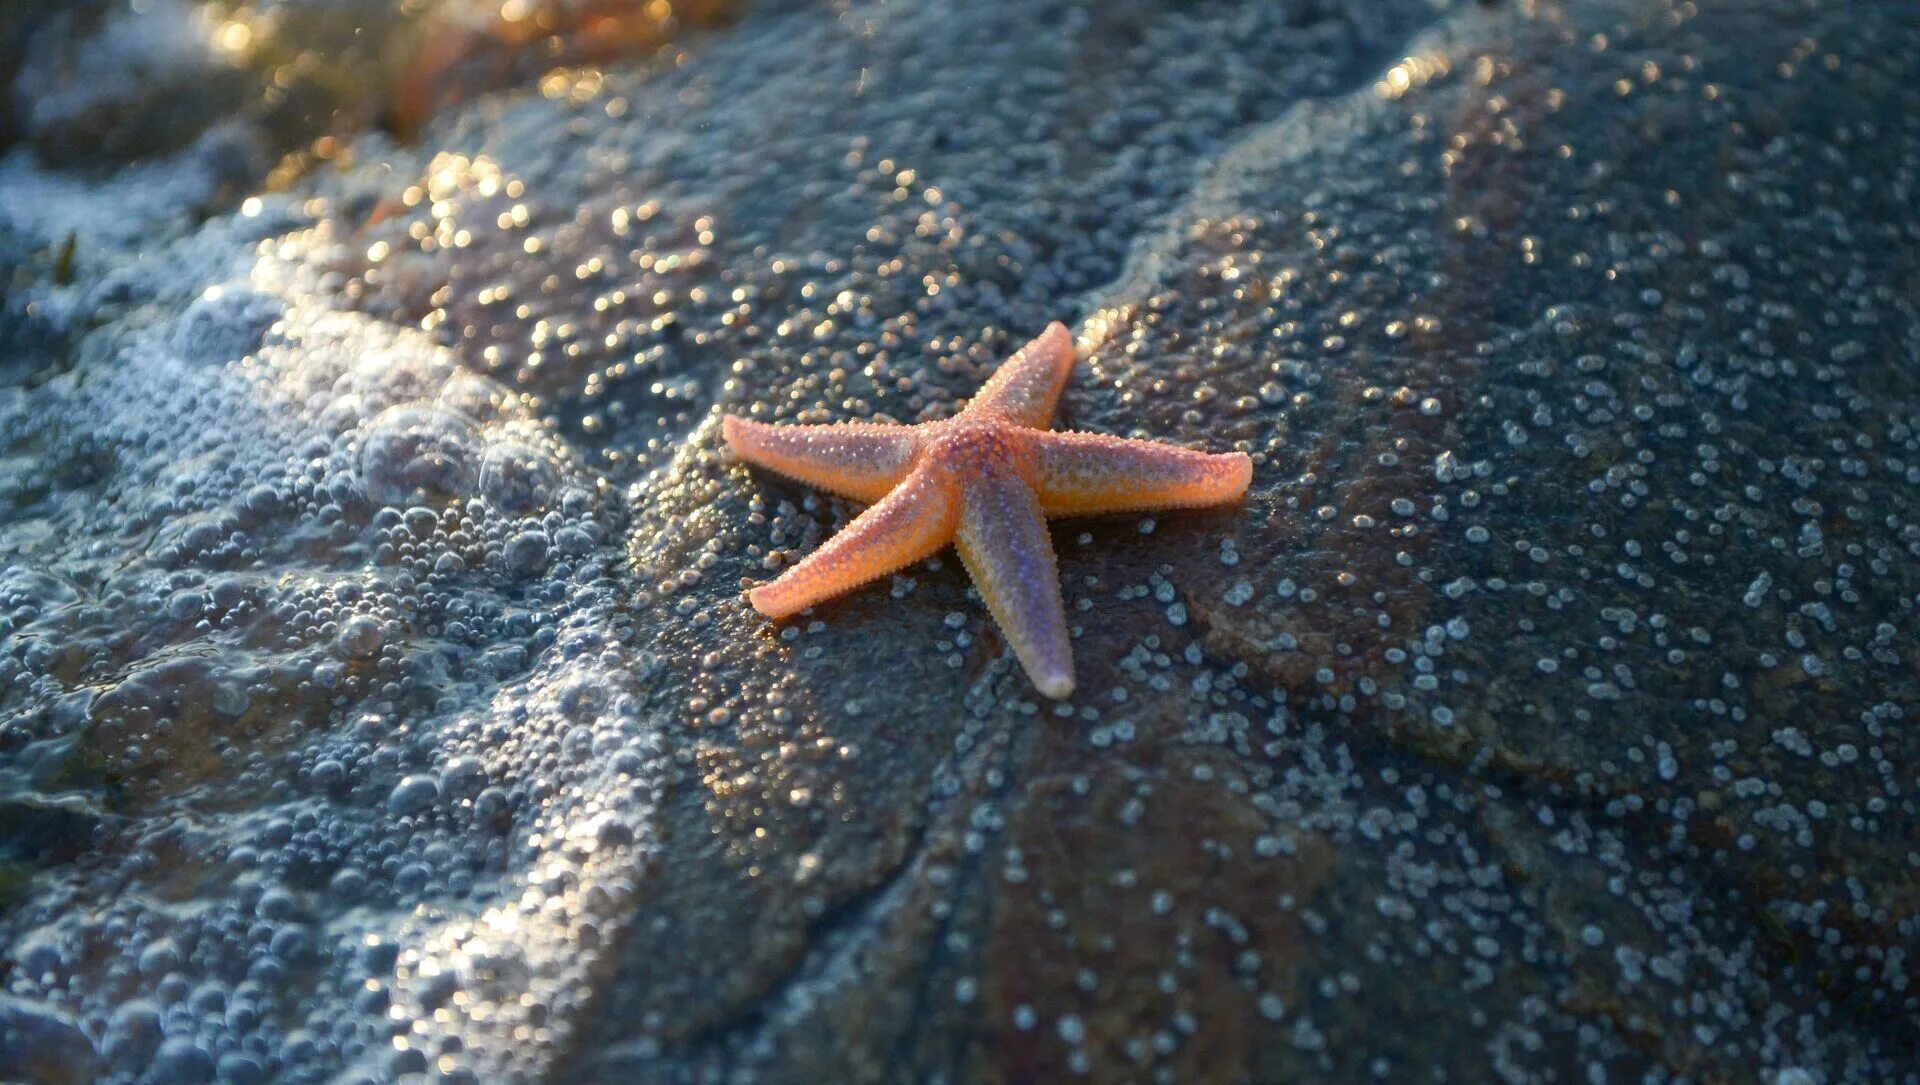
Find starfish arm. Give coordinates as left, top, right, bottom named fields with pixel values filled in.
left=723, top=415, right=922, bottom=503
left=747, top=460, right=960, bottom=619
left=1031, top=431, right=1253, bottom=518
left=954, top=469, right=1074, bottom=699
left=962, top=322, right=1077, bottom=428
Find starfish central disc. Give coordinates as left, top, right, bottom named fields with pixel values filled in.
left=724, top=322, right=1252, bottom=700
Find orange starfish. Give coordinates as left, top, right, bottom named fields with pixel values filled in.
left=724, top=322, right=1252, bottom=699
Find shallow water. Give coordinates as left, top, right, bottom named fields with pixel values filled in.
left=2, top=0, right=1917, bottom=1082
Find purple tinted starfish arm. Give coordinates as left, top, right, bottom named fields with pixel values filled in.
left=954, top=466, right=1074, bottom=699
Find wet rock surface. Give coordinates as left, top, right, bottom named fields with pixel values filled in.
left=3, top=0, right=1917, bottom=1082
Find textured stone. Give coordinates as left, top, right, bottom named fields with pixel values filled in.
left=1, top=0, right=1916, bottom=1083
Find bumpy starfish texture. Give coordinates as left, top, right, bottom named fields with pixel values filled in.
left=724, top=322, right=1252, bottom=700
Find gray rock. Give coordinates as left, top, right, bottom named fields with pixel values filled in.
left=1, top=0, right=1916, bottom=1084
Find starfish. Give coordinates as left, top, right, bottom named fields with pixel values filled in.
left=724, top=322, right=1252, bottom=699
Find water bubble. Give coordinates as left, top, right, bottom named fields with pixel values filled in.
left=503, top=530, right=552, bottom=577
left=437, top=370, right=516, bottom=422
left=478, top=439, right=561, bottom=515
left=138, top=937, right=182, bottom=978
left=554, top=524, right=596, bottom=556
left=388, top=773, right=440, bottom=815
left=150, top=1038, right=216, bottom=1085
left=255, top=887, right=297, bottom=920
left=359, top=405, right=480, bottom=507
left=169, top=285, right=283, bottom=365
left=440, top=755, right=488, bottom=798
left=103, top=999, right=164, bottom=1068
left=310, top=758, right=346, bottom=788
left=215, top=1051, right=266, bottom=1085
left=335, top=615, right=383, bottom=660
